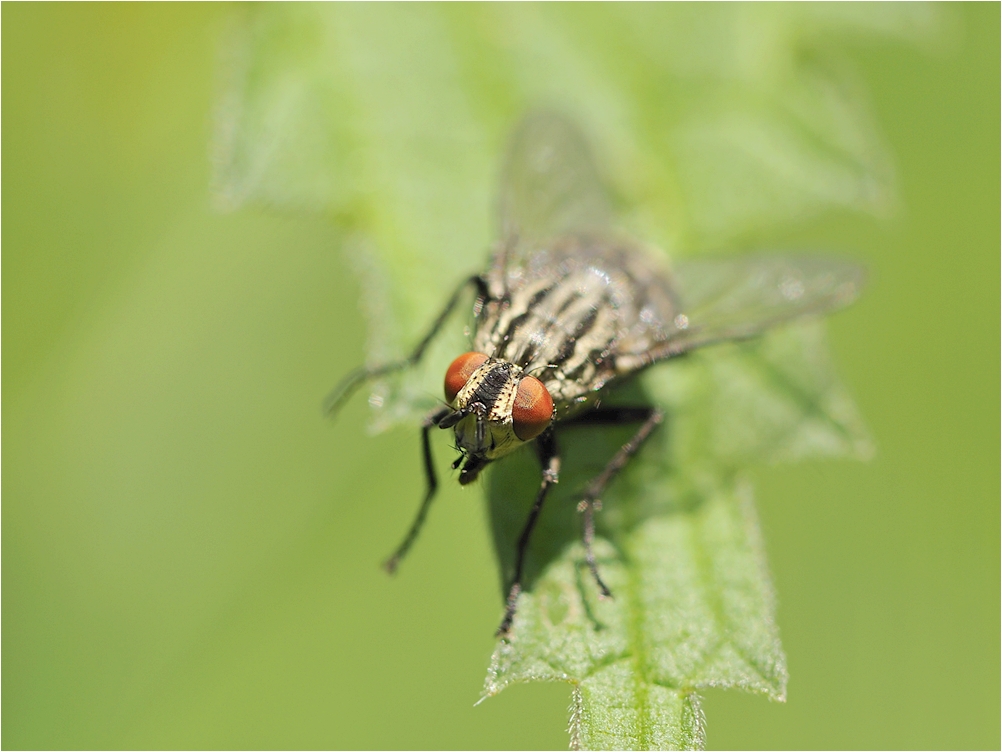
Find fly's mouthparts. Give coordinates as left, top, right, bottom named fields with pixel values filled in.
left=458, top=453, right=489, bottom=486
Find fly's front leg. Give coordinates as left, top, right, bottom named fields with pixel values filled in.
left=323, top=275, right=488, bottom=418
left=496, top=429, right=560, bottom=636
left=564, top=406, right=664, bottom=598
left=383, top=405, right=452, bottom=574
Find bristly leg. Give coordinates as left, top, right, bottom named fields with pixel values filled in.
left=497, top=429, right=560, bottom=636
left=566, top=406, right=664, bottom=598
left=383, top=405, right=452, bottom=574
left=322, top=274, right=488, bottom=419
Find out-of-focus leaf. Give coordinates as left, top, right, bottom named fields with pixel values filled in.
left=211, top=4, right=933, bottom=748
left=212, top=4, right=940, bottom=382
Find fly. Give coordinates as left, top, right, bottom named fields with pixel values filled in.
left=325, top=112, right=864, bottom=636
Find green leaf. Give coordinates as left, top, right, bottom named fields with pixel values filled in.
left=211, top=4, right=934, bottom=748
left=481, top=397, right=786, bottom=749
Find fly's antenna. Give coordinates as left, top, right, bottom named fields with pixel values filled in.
left=438, top=406, right=469, bottom=430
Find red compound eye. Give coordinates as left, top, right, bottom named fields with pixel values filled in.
left=444, top=352, right=489, bottom=403
left=512, top=376, right=554, bottom=441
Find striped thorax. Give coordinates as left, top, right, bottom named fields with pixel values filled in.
left=476, top=234, right=680, bottom=411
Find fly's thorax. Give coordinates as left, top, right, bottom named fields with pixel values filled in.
left=471, top=233, right=683, bottom=409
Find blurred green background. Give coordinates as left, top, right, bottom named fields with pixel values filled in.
left=3, top=3, right=998, bottom=750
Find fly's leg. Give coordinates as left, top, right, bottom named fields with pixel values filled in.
left=383, top=405, right=452, bottom=574
left=564, top=406, right=664, bottom=598
left=323, top=275, right=488, bottom=418
left=497, top=429, right=560, bottom=636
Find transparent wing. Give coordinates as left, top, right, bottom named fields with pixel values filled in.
left=654, top=255, right=865, bottom=354
left=497, top=111, right=613, bottom=246
left=495, top=115, right=864, bottom=361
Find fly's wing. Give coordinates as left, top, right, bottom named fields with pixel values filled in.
left=494, top=115, right=865, bottom=365
left=497, top=111, right=613, bottom=248
left=645, top=256, right=865, bottom=358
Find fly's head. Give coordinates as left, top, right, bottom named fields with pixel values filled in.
left=439, top=352, right=553, bottom=484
